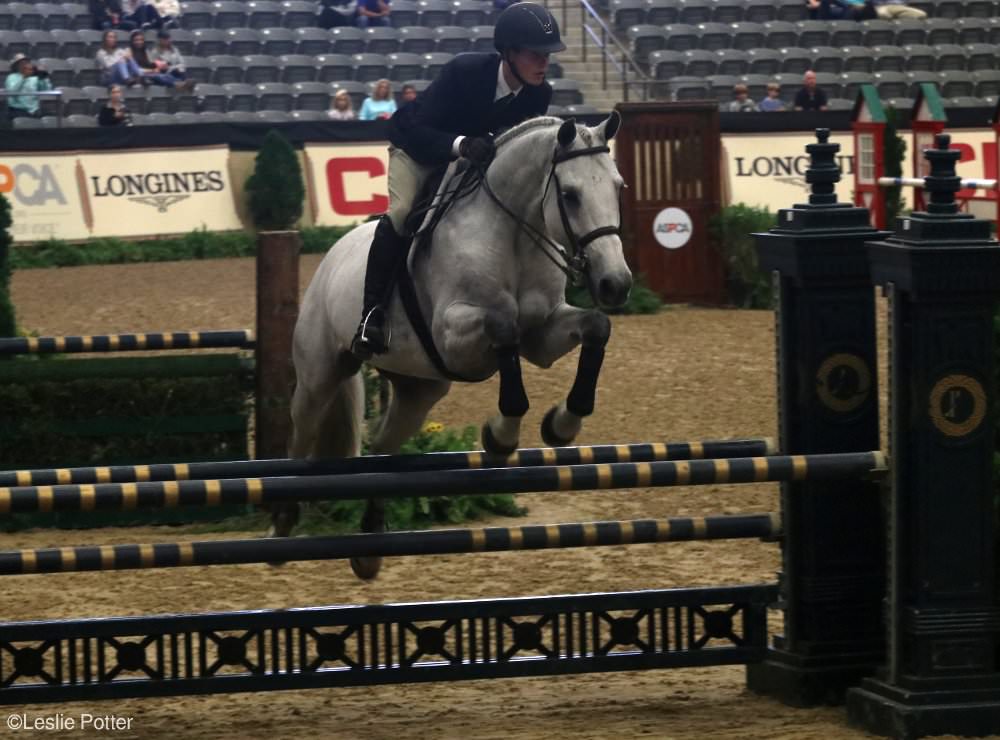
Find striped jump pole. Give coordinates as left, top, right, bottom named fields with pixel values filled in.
left=0, top=451, right=887, bottom=515
left=0, top=513, right=782, bottom=575
left=877, top=176, right=998, bottom=190
left=0, top=330, right=255, bottom=356
left=0, top=437, right=777, bottom=488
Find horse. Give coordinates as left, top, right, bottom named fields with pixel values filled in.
left=271, top=113, right=633, bottom=580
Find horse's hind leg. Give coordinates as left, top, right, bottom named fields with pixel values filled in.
left=520, top=304, right=612, bottom=447
left=352, top=372, right=451, bottom=580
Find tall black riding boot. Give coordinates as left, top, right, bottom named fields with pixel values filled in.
left=351, top=215, right=408, bottom=360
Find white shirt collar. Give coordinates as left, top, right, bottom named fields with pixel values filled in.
left=496, top=60, right=522, bottom=101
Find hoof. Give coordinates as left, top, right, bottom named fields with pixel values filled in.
left=541, top=405, right=576, bottom=448
left=351, top=555, right=384, bottom=580
left=481, top=420, right=518, bottom=457
left=269, top=503, right=299, bottom=537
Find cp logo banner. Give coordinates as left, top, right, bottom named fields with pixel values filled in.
left=305, top=143, right=390, bottom=227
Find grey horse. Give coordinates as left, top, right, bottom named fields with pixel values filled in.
left=272, top=114, right=632, bottom=579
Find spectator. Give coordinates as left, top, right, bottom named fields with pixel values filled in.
left=150, top=0, right=181, bottom=27
left=359, top=78, right=397, bottom=120
left=794, top=70, right=828, bottom=111
left=872, top=0, right=926, bottom=18
left=727, top=83, right=755, bottom=112
left=758, top=82, right=786, bottom=111
left=151, top=30, right=190, bottom=84
left=328, top=89, right=356, bottom=120
left=97, top=29, right=142, bottom=86
left=5, top=54, right=53, bottom=121
left=825, top=0, right=876, bottom=19
left=318, top=0, right=355, bottom=28
left=400, top=83, right=417, bottom=104
left=356, top=0, right=390, bottom=27
left=494, top=0, right=516, bottom=9
left=121, top=0, right=163, bottom=29
left=129, top=29, right=192, bottom=88
left=97, top=83, right=133, bottom=125
left=90, top=0, right=135, bottom=29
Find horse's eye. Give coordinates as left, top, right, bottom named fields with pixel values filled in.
left=562, top=190, right=580, bottom=205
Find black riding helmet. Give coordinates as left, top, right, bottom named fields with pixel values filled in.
left=493, top=2, right=567, bottom=55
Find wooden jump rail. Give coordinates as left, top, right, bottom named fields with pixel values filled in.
left=0, top=330, right=255, bottom=356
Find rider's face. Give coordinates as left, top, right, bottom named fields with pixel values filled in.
left=508, top=48, right=550, bottom=86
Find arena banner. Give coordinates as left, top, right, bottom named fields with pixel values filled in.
left=77, top=145, right=242, bottom=238
left=0, top=153, right=91, bottom=242
left=722, top=128, right=997, bottom=213
left=303, top=143, right=390, bottom=227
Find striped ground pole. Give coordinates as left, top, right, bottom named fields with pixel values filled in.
left=0, top=330, right=255, bottom=356
left=0, top=513, right=782, bottom=575
left=0, top=451, right=887, bottom=515
left=0, top=437, right=778, bottom=487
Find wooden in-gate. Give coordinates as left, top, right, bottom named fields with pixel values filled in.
left=614, top=102, right=724, bottom=304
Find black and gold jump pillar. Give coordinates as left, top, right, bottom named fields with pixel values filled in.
left=847, top=135, right=1000, bottom=736
left=746, top=129, right=889, bottom=705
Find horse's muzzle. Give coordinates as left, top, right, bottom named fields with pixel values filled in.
left=597, top=272, right=633, bottom=309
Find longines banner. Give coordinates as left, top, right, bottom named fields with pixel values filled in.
left=1, top=145, right=241, bottom=242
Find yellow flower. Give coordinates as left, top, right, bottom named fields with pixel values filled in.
left=422, top=421, right=444, bottom=434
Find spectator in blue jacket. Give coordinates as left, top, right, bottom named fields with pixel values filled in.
left=356, top=0, right=390, bottom=27
left=359, top=79, right=397, bottom=120
left=5, top=54, right=53, bottom=121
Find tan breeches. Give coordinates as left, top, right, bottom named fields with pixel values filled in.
left=387, top=147, right=437, bottom=234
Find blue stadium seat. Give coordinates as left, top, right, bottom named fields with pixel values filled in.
left=280, top=54, right=318, bottom=83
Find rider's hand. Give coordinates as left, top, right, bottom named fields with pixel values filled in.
left=460, top=136, right=496, bottom=168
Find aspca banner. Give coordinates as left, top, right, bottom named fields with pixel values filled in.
left=303, top=143, right=389, bottom=227
left=79, top=146, right=241, bottom=238
left=0, top=154, right=90, bottom=242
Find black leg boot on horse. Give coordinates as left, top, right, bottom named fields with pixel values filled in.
left=351, top=215, right=409, bottom=360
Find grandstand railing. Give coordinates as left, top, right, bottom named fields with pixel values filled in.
left=1, top=90, right=65, bottom=128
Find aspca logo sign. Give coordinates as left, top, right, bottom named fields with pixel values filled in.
left=652, top=207, right=692, bottom=249
left=0, top=163, right=68, bottom=206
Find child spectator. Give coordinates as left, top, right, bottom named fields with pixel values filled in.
left=90, top=0, right=135, bottom=29
left=727, top=83, right=755, bottom=112
left=356, top=0, right=391, bottom=27
left=758, top=82, right=786, bottom=111
left=96, top=29, right=142, bottom=86
left=359, top=79, right=396, bottom=120
left=400, top=83, right=417, bottom=104
left=151, top=30, right=189, bottom=84
left=328, top=89, right=356, bottom=120
left=794, top=70, right=828, bottom=111
left=129, top=29, right=191, bottom=88
left=97, top=84, right=133, bottom=125
left=5, top=54, right=53, bottom=121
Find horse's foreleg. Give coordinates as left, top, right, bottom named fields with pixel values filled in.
left=481, top=306, right=529, bottom=456
left=521, top=305, right=612, bottom=447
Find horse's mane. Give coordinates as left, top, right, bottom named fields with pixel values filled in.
left=495, top=115, right=594, bottom=148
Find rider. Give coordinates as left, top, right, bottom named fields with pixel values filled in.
left=349, top=1, right=566, bottom=359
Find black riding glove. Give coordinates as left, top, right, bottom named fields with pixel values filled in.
left=460, top=136, right=496, bottom=167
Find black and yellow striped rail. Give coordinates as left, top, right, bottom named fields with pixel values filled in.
left=0, top=451, right=886, bottom=515
left=0, top=513, right=782, bottom=575
left=0, top=437, right=777, bottom=488
left=0, top=330, right=255, bottom=356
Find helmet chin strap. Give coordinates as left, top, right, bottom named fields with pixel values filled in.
left=503, top=50, right=529, bottom=89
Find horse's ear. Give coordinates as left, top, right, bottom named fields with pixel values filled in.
left=603, top=110, right=621, bottom=141
left=557, top=117, right=577, bottom=148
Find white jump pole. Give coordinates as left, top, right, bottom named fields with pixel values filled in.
left=877, top=176, right=999, bottom=190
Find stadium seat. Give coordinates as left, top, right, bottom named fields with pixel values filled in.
left=316, top=53, right=354, bottom=81
left=279, top=54, right=318, bottom=83
left=740, top=72, right=771, bottom=99
left=224, top=110, right=258, bottom=122
left=180, top=1, right=215, bottom=28
left=906, top=70, right=943, bottom=96
left=292, top=81, right=330, bottom=110
left=295, top=27, right=332, bottom=55
left=256, top=109, right=292, bottom=122
left=331, top=27, right=365, bottom=54
left=775, top=0, right=805, bottom=21
left=194, top=28, right=227, bottom=56
left=243, top=54, right=281, bottom=84
left=54, top=85, right=87, bottom=115
left=732, top=22, right=766, bottom=50
left=763, top=20, right=798, bottom=48
left=664, top=23, right=700, bottom=51
left=964, top=43, right=996, bottom=73
left=36, top=57, right=73, bottom=87
left=123, top=85, right=150, bottom=114
left=67, top=56, right=100, bottom=87
left=825, top=97, right=854, bottom=110
left=743, top=0, right=775, bottom=22
left=9, top=3, right=43, bottom=31
left=839, top=72, right=874, bottom=101
left=550, top=78, right=584, bottom=106
left=903, top=44, right=935, bottom=72
left=400, top=78, right=430, bottom=98
left=247, top=0, right=283, bottom=28
left=874, top=70, right=910, bottom=98
left=399, top=26, right=435, bottom=53
left=0, top=30, right=27, bottom=57
left=281, top=0, right=318, bottom=27
left=160, top=28, right=194, bottom=55
left=50, top=28, right=84, bottom=57
left=717, top=48, right=751, bottom=74
left=842, top=46, right=876, bottom=74
left=0, top=8, right=14, bottom=32
left=678, top=0, right=712, bottom=24
left=193, top=83, right=227, bottom=112
left=223, top=82, right=257, bottom=111
left=261, top=27, right=296, bottom=56
left=649, top=50, right=685, bottom=78
left=352, top=52, right=389, bottom=82
left=421, top=51, right=453, bottom=78
left=79, top=85, right=107, bottom=114
left=23, top=29, right=56, bottom=57
left=860, top=19, right=895, bottom=47
left=419, top=0, right=454, bottom=26
left=328, top=79, right=367, bottom=108
left=173, top=111, right=202, bottom=123
left=226, top=28, right=262, bottom=56
left=947, top=96, right=988, bottom=108
left=707, top=73, right=739, bottom=102
left=142, top=112, right=175, bottom=125
left=63, top=3, right=91, bottom=31
left=984, top=17, right=1000, bottom=45
left=37, top=3, right=72, bottom=30
left=40, top=115, right=61, bottom=127
left=387, top=51, right=425, bottom=80
left=391, top=0, right=421, bottom=26
left=924, top=18, right=957, bottom=45
left=933, top=0, right=964, bottom=18
left=894, top=20, right=926, bottom=46
left=452, top=0, right=489, bottom=26
left=208, top=54, right=245, bottom=84
left=935, top=43, right=967, bottom=72
left=364, top=26, right=401, bottom=54
left=566, top=103, right=599, bottom=115
left=146, top=86, right=174, bottom=114
left=670, top=76, right=710, bottom=100
left=871, top=45, right=906, bottom=72
left=291, top=109, right=329, bottom=120
left=611, top=0, right=646, bottom=29
left=75, top=29, right=104, bottom=55
left=212, top=1, right=249, bottom=29
left=546, top=104, right=568, bottom=116
left=829, top=20, right=862, bottom=47
left=795, top=20, right=829, bottom=48
left=646, top=0, right=678, bottom=25
left=682, top=49, right=718, bottom=77
left=469, top=25, right=494, bottom=52
left=810, top=45, right=844, bottom=74
left=955, top=18, right=987, bottom=45
left=628, top=24, right=668, bottom=57
left=779, top=46, right=812, bottom=74
left=964, top=0, right=997, bottom=17
left=64, top=113, right=97, bottom=127
left=183, top=55, right=212, bottom=84
left=435, top=26, right=470, bottom=53
left=13, top=116, right=45, bottom=129
left=695, top=22, right=731, bottom=51
left=711, top=0, right=746, bottom=23
left=255, top=82, right=294, bottom=111
left=942, top=72, right=975, bottom=98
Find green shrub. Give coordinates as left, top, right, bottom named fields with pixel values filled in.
left=709, top=203, right=777, bottom=309
left=0, top=193, right=15, bottom=338
left=245, top=129, right=305, bottom=231
left=565, top=273, right=662, bottom=314
left=883, top=108, right=907, bottom=228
